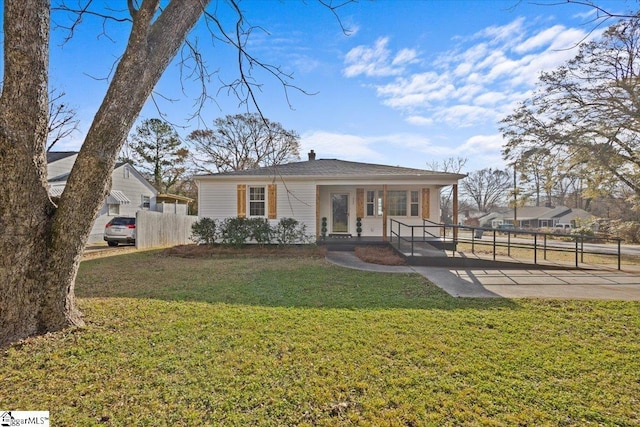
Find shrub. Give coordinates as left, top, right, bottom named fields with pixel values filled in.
left=274, top=217, right=308, bottom=245
left=248, top=217, right=272, bottom=246
left=220, top=217, right=252, bottom=247
left=571, top=226, right=595, bottom=237
left=191, top=218, right=217, bottom=245
left=609, top=220, right=640, bottom=243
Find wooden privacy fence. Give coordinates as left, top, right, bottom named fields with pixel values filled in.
left=136, top=211, right=198, bottom=250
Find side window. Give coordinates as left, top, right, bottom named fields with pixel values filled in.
left=366, top=190, right=384, bottom=216
left=410, top=191, right=419, bottom=216
left=108, top=204, right=119, bottom=216
left=142, top=195, right=150, bottom=210
left=366, top=190, right=375, bottom=216
left=249, top=187, right=266, bottom=217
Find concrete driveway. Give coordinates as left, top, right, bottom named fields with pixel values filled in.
left=326, top=251, right=640, bottom=301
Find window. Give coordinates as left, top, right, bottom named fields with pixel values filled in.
left=388, top=191, right=407, bottom=216
left=366, top=191, right=375, bottom=216
left=249, top=186, right=266, bottom=217
left=123, top=167, right=130, bottom=179
left=142, top=195, right=150, bottom=210
left=366, top=190, right=384, bottom=217
left=108, top=204, right=119, bottom=216
left=366, top=189, right=420, bottom=217
left=410, top=191, right=419, bottom=217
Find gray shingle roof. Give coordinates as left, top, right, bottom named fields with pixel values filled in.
left=46, top=151, right=77, bottom=163
left=199, top=159, right=463, bottom=178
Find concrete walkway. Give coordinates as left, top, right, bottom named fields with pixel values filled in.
left=326, top=251, right=640, bottom=300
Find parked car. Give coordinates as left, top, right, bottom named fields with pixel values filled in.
left=104, top=217, right=136, bottom=246
left=555, top=223, right=574, bottom=233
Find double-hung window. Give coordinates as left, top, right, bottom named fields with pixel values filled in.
left=249, top=186, right=266, bottom=217
left=410, top=191, right=419, bottom=216
left=388, top=191, right=407, bottom=216
left=366, top=190, right=384, bottom=217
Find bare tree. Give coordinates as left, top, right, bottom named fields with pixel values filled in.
left=501, top=15, right=640, bottom=210
left=187, top=113, right=300, bottom=173
left=47, top=88, right=80, bottom=151
left=427, top=157, right=467, bottom=223
left=460, top=168, right=512, bottom=213
left=0, top=0, right=353, bottom=346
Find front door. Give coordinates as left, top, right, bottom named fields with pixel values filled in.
left=331, top=193, right=349, bottom=233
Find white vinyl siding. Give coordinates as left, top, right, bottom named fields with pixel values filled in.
left=197, top=179, right=318, bottom=237
left=198, top=181, right=238, bottom=220
left=91, top=164, right=157, bottom=243
left=46, top=154, right=78, bottom=180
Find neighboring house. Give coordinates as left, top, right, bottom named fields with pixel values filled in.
left=47, top=152, right=158, bottom=244
left=500, top=206, right=595, bottom=229
left=474, top=211, right=505, bottom=228
left=195, top=150, right=466, bottom=241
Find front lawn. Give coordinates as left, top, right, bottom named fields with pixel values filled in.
left=1, top=249, right=638, bottom=426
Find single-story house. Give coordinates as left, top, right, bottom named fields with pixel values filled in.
left=501, top=206, right=595, bottom=229
left=47, top=152, right=158, bottom=244
left=195, top=150, right=466, bottom=241
left=472, top=211, right=504, bottom=228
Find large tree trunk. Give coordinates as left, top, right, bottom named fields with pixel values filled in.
left=0, top=0, right=63, bottom=345
left=1, top=0, right=210, bottom=346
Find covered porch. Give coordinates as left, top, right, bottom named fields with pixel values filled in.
left=313, top=183, right=460, bottom=242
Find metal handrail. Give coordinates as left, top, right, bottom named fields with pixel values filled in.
left=389, top=220, right=624, bottom=269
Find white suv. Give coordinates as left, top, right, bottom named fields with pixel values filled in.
left=104, top=217, right=136, bottom=246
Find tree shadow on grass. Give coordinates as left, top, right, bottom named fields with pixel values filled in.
left=76, top=251, right=520, bottom=312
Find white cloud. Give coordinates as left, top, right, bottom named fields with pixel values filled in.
left=301, top=130, right=446, bottom=164
left=300, top=130, right=384, bottom=162
left=405, top=115, right=433, bottom=126
left=343, top=16, right=598, bottom=131
left=477, top=17, right=526, bottom=45
left=474, top=91, right=507, bottom=106
left=376, top=72, right=455, bottom=108
left=459, top=133, right=505, bottom=154
left=392, top=48, right=419, bottom=66
left=343, top=37, right=406, bottom=78
left=514, top=25, right=566, bottom=54
left=432, top=105, right=499, bottom=128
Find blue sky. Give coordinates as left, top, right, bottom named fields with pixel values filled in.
left=5, top=0, right=635, bottom=173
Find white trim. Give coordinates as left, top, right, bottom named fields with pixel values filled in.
left=107, top=190, right=131, bottom=205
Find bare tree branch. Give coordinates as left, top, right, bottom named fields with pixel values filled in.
left=46, top=88, right=80, bottom=151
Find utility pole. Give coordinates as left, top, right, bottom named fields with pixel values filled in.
left=513, top=163, right=518, bottom=228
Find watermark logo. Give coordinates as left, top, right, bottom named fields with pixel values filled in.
left=0, top=412, right=49, bottom=427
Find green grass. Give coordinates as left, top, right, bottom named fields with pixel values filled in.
left=1, top=250, right=639, bottom=426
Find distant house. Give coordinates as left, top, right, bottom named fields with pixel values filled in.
left=500, top=206, right=595, bottom=229
left=473, top=211, right=505, bottom=228
left=47, top=152, right=157, bottom=244
left=195, top=150, right=466, bottom=241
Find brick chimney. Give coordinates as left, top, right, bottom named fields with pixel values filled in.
left=308, top=150, right=316, bottom=161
